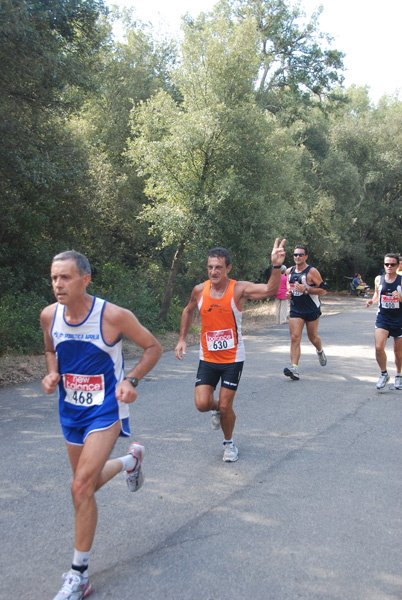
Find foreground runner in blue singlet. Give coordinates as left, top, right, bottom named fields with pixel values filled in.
left=40, top=251, right=162, bottom=600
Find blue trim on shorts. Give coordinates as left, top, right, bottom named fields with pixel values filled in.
left=62, top=417, right=130, bottom=445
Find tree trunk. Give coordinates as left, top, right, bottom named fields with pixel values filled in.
left=157, top=242, right=186, bottom=322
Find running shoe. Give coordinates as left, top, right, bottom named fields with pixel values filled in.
left=284, top=366, right=300, bottom=380
left=223, top=441, right=239, bottom=462
left=53, top=570, right=92, bottom=600
left=376, top=373, right=390, bottom=389
left=211, top=409, right=221, bottom=430
left=394, top=375, right=402, bottom=390
left=317, top=349, right=327, bottom=367
left=125, top=442, right=145, bottom=492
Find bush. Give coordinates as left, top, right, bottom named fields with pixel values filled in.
left=0, top=292, right=47, bottom=355
left=0, top=264, right=184, bottom=356
left=93, top=262, right=160, bottom=331
left=158, top=296, right=183, bottom=333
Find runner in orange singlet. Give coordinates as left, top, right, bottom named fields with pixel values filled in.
left=175, top=238, right=286, bottom=462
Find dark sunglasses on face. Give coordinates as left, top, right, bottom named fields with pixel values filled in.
left=384, top=263, right=397, bottom=267
left=294, top=253, right=305, bottom=257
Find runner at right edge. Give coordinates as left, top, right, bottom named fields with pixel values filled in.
left=366, top=253, right=402, bottom=390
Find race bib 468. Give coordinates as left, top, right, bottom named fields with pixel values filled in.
left=63, top=373, right=105, bottom=407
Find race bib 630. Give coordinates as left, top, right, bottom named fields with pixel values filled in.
left=206, top=329, right=235, bottom=351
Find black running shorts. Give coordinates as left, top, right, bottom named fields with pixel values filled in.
left=289, top=308, right=321, bottom=322
left=195, top=360, right=244, bottom=391
left=375, top=318, right=402, bottom=338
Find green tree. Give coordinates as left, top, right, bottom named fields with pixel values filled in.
left=128, top=12, right=292, bottom=320
left=285, top=87, right=402, bottom=286
left=329, top=88, right=402, bottom=275
left=226, top=0, right=344, bottom=116
left=0, top=0, right=108, bottom=295
left=71, top=8, right=178, bottom=272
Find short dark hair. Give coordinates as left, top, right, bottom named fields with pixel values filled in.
left=384, top=253, right=399, bottom=263
left=52, top=250, right=91, bottom=276
left=208, top=247, right=231, bottom=267
left=294, top=244, right=308, bottom=255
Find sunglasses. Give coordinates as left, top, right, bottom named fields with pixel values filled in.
left=384, top=263, right=397, bottom=267
left=293, top=253, right=305, bottom=257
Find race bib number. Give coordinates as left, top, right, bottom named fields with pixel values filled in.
left=63, top=373, right=105, bottom=407
left=206, top=329, right=235, bottom=351
left=381, top=294, right=399, bottom=310
left=290, top=283, right=302, bottom=297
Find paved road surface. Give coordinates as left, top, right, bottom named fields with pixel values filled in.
left=1, top=305, right=401, bottom=600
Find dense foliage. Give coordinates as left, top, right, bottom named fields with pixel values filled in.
left=1, top=0, right=401, bottom=354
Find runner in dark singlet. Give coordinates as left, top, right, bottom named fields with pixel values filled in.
left=283, top=245, right=327, bottom=381
left=366, top=253, right=402, bottom=390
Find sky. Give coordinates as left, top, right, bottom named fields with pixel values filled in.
left=109, top=0, right=402, bottom=103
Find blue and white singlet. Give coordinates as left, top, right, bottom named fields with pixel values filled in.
left=51, top=296, right=129, bottom=433
left=288, top=265, right=320, bottom=316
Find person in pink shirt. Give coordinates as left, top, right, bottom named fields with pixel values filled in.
left=275, top=265, right=288, bottom=324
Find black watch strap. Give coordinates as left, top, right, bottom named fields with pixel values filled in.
left=125, top=377, right=139, bottom=388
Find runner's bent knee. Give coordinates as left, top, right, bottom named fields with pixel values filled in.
left=195, top=385, right=214, bottom=412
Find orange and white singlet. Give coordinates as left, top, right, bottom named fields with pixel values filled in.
left=198, top=279, right=245, bottom=363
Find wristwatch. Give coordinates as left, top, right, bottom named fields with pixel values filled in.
left=125, top=377, right=139, bottom=388
left=272, top=265, right=281, bottom=269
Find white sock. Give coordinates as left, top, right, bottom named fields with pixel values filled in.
left=223, top=439, right=233, bottom=445
left=72, top=549, right=90, bottom=570
left=119, top=454, right=136, bottom=472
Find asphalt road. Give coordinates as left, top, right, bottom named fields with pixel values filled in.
left=1, top=305, right=401, bottom=600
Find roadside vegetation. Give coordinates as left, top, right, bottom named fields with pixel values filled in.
left=1, top=0, right=401, bottom=355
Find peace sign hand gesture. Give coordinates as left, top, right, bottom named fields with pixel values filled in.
left=271, top=238, right=286, bottom=267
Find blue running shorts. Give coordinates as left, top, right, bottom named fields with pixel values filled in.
left=62, top=416, right=130, bottom=445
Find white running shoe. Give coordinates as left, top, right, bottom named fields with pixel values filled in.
left=394, top=375, right=402, bottom=390
left=53, top=570, right=92, bottom=600
left=376, top=373, right=390, bottom=389
left=125, top=442, right=145, bottom=492
left=284, top=366, right=300, bottom=380
left=317, top=349, right=327, bottom=366
left=211, top=409, right=221, bottom=430
left=222, top=441, right=239, bottom=462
